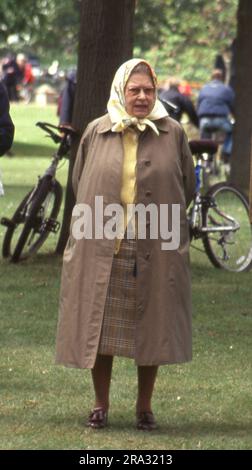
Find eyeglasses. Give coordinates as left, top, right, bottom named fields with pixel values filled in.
left=126, top=86, right=155, bottom=97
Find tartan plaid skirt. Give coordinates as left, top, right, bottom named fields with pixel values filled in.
left=98, top=238, right=136, bottom=358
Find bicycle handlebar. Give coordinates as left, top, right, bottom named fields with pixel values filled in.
left=36, top=122, right=78, bottom=144
left=36, top=122, right=62, bottom=144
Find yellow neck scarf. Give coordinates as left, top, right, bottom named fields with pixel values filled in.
left=112, top=116, right=160, bottom=135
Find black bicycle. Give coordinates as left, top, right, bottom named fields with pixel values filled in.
left=188, top=139, right=252, bottom=272
left=1, top=122, right=77, bottom=262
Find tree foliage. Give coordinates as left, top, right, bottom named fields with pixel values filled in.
left=0, top=0, right=238, bottom=80
left=0, top=0, right=80, bottom=58
left=134, top=0, right=169, bottom=51
left=0, top=0, right=53, bottom=43
left=135, top=0, right=238, bottom=81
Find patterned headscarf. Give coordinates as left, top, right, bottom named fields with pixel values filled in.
left=107, top=58, right=168, bottom=135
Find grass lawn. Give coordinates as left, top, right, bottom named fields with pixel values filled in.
left=0, top=104, right=251, bottom=450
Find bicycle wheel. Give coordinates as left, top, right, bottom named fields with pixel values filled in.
left=5, top=178, right=62, bottom=262
left=202, top=183, right=252, bottom=272
left=2, top=191, right=32, bottom=258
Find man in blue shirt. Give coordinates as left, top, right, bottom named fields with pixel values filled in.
left=197, top=69, right=235, bottom=162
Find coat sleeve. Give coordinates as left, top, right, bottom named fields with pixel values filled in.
left=0, top=83, right=15, bottom=156
left=180, top=130, right=196, bottom=207
left=72, top=124, right=91, bottom=197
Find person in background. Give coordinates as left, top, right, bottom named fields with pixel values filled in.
left=178, top=79, right=192, bottom=98
left=1, top=54, right=19, bottom=101
left=197, top=68, right=235, bottom=162
left=55, top=58, right=195, bottom=431
left=0, top=81, right=15, bottom=194
left=159, top=77, right=199, bottom=128
left=58, top=69, right=77, bottom=127
left=228, top=39, right=237, bottom=91
left=0, top=81, right=15, bottom=156
left=16, top=53, right=35, bottom=103
left=16, top=53, right=34, bottom=88
left=214, top=54, right=226, bottom=83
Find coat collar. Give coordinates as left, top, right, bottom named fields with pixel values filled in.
left=96, top=114, right=113, bottom=133
left=154, top=118, right=170, bottom=133
left=97, top=114, right=170, bottom=134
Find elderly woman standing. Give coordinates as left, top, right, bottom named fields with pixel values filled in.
left=55, top=59, right=196, bottom=430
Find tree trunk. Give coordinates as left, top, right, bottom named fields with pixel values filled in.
left=230, top=0, right=252, bottom=195
left=56, top=0, right=135, bottom=254
left=249, top=136, right=252, bottom=222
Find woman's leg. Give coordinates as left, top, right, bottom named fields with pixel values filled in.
left=91, top=354, right=113, bottom=411
left=136, top=365, right=158, bottom=413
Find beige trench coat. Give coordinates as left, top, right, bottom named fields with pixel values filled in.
left=55, top=114, right=196, bottom=368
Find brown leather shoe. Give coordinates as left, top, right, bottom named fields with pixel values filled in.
left=87, top=407, right=108, bottom=429
left=136, top=411, right=157, bottom=431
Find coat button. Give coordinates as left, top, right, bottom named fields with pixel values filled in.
left=144, top=160, right=151, bottom=166
left=145, top=190, right=152, bottom=196
left=145, top=252, right=150, bottom=260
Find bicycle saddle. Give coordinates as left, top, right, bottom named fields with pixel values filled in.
left=189, top=139, right=218, bottom=155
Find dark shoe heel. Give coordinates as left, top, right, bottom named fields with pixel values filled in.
left=136, top=411, right=157, bottom=431
left=87, top=407, right=108, bottom=429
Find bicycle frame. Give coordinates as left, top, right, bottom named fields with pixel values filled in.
left=16, top=139, right=63, bottom=222
left=189, top=153, right=240, bottom=237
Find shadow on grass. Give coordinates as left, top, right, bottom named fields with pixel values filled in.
left=48, top=412, right=252, bottom=438
left=84, top=417, right=252, bottom=439
left=0, top=252, right=62, bottom=274
left=152, top=420, right=252, bottom=437
left=12, top=141, right=55, bottom=158
left=16, top=251, right=62, bottom=266
left=2, top=411, right=251, bottom=449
